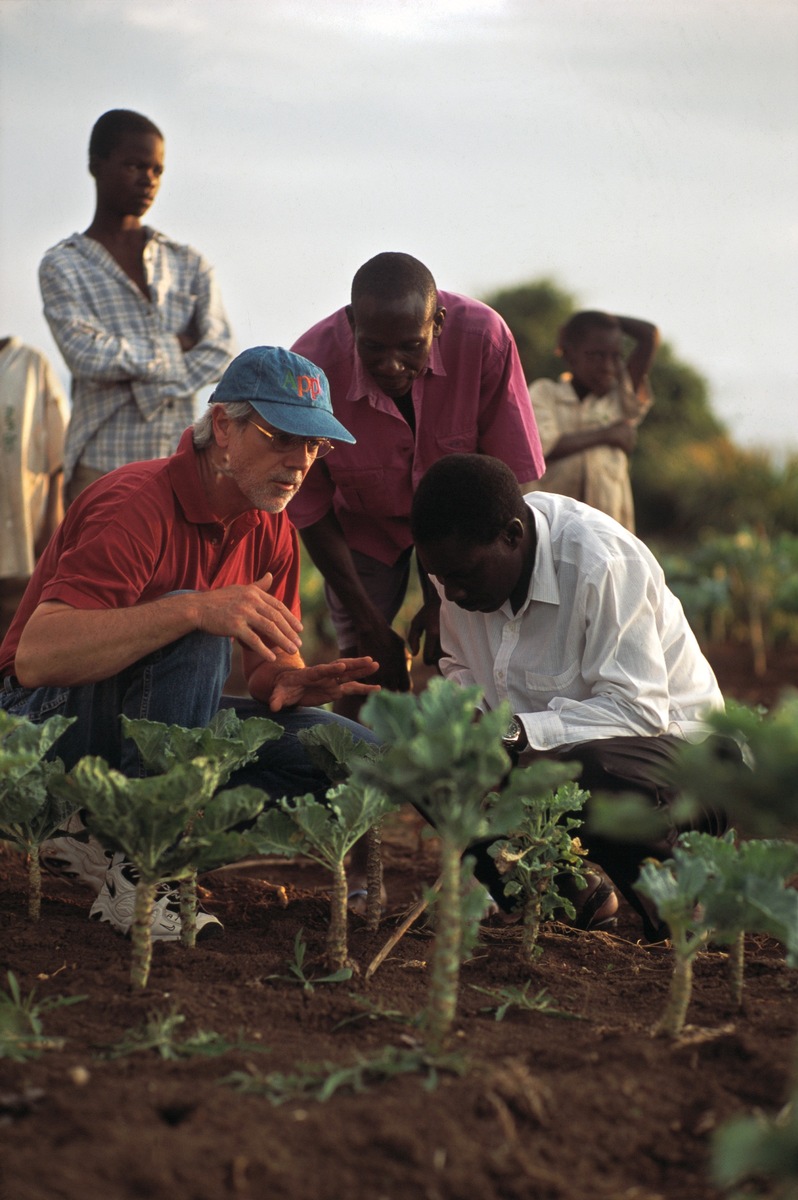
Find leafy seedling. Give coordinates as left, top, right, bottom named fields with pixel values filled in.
left=121, top=711, right=282, bottom=943
left=223, top=1044, right=466, bottom=1105
left=100, top=1005, right=269, bottom=1060
left=265, top=929, right=353, bottom=993
left=355, top=679, right=571, bottom=1052
left=712, top=1086, right=798, bottom=1198
left=298, top=723, right=386, bottom=930
left=670, top=696, right=798, bottom=839
left=677, top=830, right=798, bottom=1006
left=489, top=778, right=589, bottom=960
left=252, top=784, right=397, bottom=972
left=0, top=710, right=77, bottom=919
left=52, top=755, right=268, bottom=988
left=0, top=970, right=85, bottom=1061
left=122, top=709, right=282, bottom=780
left=637, top=830, right=798, bottom=1036
left=635, top=850, right=712, bottom=1037
left=470, top=981, right=578, bottom=1023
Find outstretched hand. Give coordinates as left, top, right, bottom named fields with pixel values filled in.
left=267, top=657, right=380, bottom=711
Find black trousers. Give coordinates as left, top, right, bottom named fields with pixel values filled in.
left=470, top=733, right=737, bottom=940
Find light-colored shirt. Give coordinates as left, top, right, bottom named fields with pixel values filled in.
left=433, top=491, right=723, bottom=750
left=289, top=292, right=544, bottom=565
left=39, top=228, right=235, bottom=482
left=0, top=338, right=68, bottom=577
left=527, top=368, right=652, bottom=532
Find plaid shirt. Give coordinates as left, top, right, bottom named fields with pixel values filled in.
left=39, top=228, right=235, bottom=481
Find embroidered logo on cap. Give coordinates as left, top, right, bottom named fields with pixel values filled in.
left=283, top=370, right=323, bottom=404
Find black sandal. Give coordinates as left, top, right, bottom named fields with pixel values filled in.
left=557, top=871, right=619, bottom=931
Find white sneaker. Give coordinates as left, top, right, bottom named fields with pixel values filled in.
left=40, top=811, right=120, bottom=895
left=89, top=860, right=223, bottom=942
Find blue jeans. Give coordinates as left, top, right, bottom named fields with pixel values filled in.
left=1, top=629, right=378, bottom=802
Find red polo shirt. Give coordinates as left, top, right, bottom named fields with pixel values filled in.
left=0, top=429, right=300, bottom=677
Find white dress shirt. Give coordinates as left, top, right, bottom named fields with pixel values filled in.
left=434, top=492, right=723, bottom=750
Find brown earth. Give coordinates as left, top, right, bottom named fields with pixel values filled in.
left=1, top=643, right=797, bottom=1200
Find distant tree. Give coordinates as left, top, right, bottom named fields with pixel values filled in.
left=482, top=278, right=574, bottom=383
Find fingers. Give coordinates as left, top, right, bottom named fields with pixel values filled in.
left=196, top=583, right=303, bottom=659
left=254, top=574, right=304, bottom=634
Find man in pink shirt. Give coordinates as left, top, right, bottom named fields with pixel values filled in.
left=290, top=252, right=544, bottom=716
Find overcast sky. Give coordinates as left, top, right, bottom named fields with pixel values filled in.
left=1, top=0, right=796, bottom=453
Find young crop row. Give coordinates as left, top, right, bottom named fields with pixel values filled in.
left=3, top=685, right=798, bottom=1192
left=660, top=528, right=798, bottom=675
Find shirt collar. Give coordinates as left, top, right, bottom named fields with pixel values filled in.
left=520, top=504, right=560, bottom=609
left=165, top=428, right=260, bottom=535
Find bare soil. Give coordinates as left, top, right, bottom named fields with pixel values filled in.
left=1, top=643, right=797, bottom=1200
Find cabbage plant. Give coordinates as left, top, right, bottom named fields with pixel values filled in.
left=0, top=711, right=77, bottom=919
left=120, top=711, right=282, bottom=943
left=53, top=754, right=267, bottom=989
left=636, top=830, right=798, bottom=1036
left=297, top=723, right=386, bottom=930
left=252, top=783, right=398, bottom=973
left=354, top=679, right=529, bottom=1053
left=489, top=778, right=589, bottom=960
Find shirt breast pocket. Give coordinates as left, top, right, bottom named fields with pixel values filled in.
left=434, top=428, right=478, bottom=454
left=524, top=658, right=583, bottom=699
left=335, top=467, right=396, bottom=515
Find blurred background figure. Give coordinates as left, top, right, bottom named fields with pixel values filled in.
left=527, top=311, right=659, bottom=532
left=39, top=108, right=235, bottom=507
left=0, top=336, right=68, bottom=641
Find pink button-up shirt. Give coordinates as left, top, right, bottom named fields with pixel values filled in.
left=288, top=292, right=544, bottom=565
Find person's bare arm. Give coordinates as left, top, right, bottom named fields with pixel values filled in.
left=544, top=420, right=638, bottom=463
left=616, top=315, right=660, bottom=393
left=14, top=573, right=303, bottom=689
left=300, top=512, right=410, bottom=690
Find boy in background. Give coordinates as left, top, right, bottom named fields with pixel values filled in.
left=527, top=311, right=659, bottom=532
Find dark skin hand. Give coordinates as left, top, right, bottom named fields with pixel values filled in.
left=407, top=593, right=442, bottom=666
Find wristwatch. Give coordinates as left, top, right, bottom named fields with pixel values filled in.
left=501, top=715, right=528, bottom=754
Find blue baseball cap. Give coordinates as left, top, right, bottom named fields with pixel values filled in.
left=211, top=346, right=356, bottom=444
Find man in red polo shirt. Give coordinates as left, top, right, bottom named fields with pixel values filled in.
left=0, top=346, right=379, bottom=940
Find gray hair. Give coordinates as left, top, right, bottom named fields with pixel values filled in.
left=192, top=401, right=253, bottom=448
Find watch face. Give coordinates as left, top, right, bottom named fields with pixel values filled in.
left=504, top=717, right=522, bottom=744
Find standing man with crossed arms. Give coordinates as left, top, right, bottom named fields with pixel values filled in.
left=40, top=108, right=235, bottom=506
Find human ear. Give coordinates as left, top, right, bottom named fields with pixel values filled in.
left=211, top=404, right=232, bottom=448
left=432, top=307, right=446, bottom=339
left=501, top=517, right=525, bottom=547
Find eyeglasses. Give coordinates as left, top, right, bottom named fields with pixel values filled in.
left=246, top=420, right=334, bottom=459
